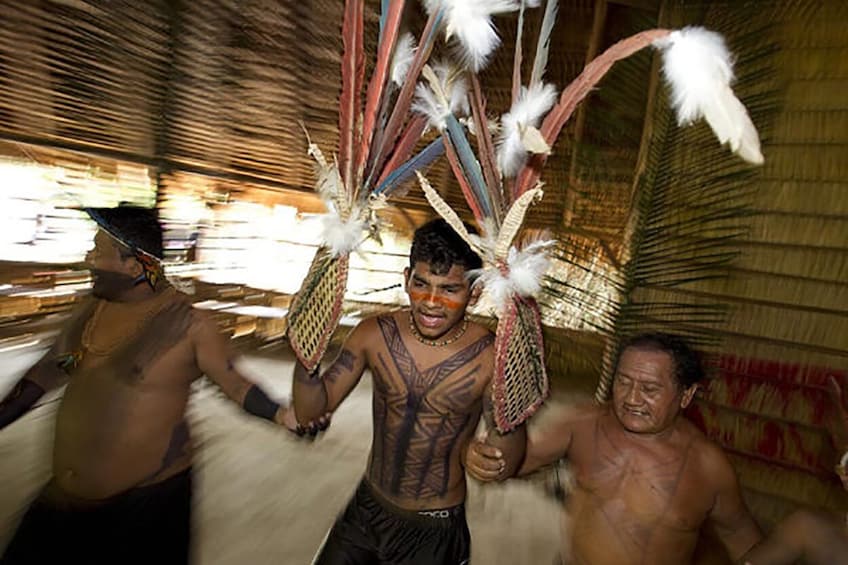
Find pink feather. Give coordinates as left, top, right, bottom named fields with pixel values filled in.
left=338, top=0, right=366, bottom=196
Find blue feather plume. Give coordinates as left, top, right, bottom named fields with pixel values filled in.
left=374, top=138, right=445, bottom=196
left=445, top=114, right=494, bottom=218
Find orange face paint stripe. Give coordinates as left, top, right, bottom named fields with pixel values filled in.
left=408, top=291, right=464, bottom=310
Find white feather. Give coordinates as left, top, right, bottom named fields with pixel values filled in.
left=411, top=61, right=470, bottom=130
left=424, top=0, right=539, bottom=72
left=390, top=33, right=416, bottom=87
left=314, top=161, right=343, bottom=202
left=654, top=27, right=764, bottom=165
left=497, top=82, right=558, bottom=177
left=471, top=238, right=554, bottom=314
left=320, top=209, right=366, bottom=257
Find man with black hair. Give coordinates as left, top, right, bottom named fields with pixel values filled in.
left=465, top=332, right=763, bottom=565
left=0, top=205, right=296, bottom=565
left=292, top=218, right=526, bottom=565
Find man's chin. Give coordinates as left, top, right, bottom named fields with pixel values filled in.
left=414, top=314, right=448, bottom=333
left=90, top=271, right=138, bottom=300
left=615, top=411, right=656, bottom=433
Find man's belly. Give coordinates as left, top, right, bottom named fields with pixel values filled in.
left=567, top=492, right=699, bottom=565
left=365, top=452, right=468, bottom=511
left=53, top=384, right=190, bottom=499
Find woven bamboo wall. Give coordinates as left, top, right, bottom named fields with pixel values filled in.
left=625, top=0, right=848, bottom=526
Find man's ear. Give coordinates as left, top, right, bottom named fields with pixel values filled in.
left=403, top=267, right=410, bottom=292
left=127, top=257, right=144, bottom=278
left=468, top=280, right=483, bottom=307
left=680, top=383, right=699, bottom=409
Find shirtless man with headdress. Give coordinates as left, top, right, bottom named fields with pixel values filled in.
left=466, top=332, right=763, bottom=565
left=743, top=375, right=848, bottom=565
left=0, top=206, right=296, bottom=565
left=291, top=218, right=526, bottom=565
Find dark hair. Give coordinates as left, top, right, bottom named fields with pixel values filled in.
left=616, top=332, right=704, bottom=389
left=87, top=205, right=164, bottom=259
left=409, top=219, right=482, bottom=276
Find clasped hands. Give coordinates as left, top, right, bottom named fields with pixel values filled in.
left=464, top=438, right=508, bottom=482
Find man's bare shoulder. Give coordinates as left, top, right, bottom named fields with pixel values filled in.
left=351, top=313, right=384, bottom=337
left=187, top=303, right=219, bottom=334
left=466, top=319, right=495, bottom=342
left=539, top=399, right=604, bottom=433
left=685, top=421, right=737, bottom=486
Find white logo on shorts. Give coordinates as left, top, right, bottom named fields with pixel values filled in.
left=417, top=509, right=452, bottom=519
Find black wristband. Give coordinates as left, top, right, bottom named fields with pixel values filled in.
left=243, top=385, right=280, bottom=421
left=0, top=379, right=46, bottom=430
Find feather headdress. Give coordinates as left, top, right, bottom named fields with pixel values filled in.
left=289, top=0, right=451, bottom=372
left=415, top=0, right=764, bottom=431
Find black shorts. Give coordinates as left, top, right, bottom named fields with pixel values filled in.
left=314, top=479, right=471, bottom=565
left=1, top=468, right=192, bottom=565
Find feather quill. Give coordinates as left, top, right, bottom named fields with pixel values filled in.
left=379, top=0, right=391, bottom=38
left=357, top=0, right=406, bottom=182
left=369, top=7, right=444, bottom=181
left=424, top=0, right=540, bottom=72
left=391, top=33, right=417, bottom=87
left=497, top=82, right=558, bottom=177
left=469, top=73, right=501, bottom=214
left=442, top=131, right=486, bottom=223
left=373, top=138, right=445, bottom=196
left=413, top=61, right=470, bottom=130
left=338, top=0, right=365, bottom=197
left=373, top=114, right=428, bottom=189
left=529, top=0, right=558, bottom=86
left=653, top=27, right=764, bottom=164
left=445, top=113, right=493, bottom=218
left=512, top=0, right=527, bottom=105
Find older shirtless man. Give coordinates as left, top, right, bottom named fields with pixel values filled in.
left=0, top=206, right=294, bottom=565
left=466, top=332, right=763, bottom=564
left=292, top=219, right=526, bottom=564
left=743, top=375, right=848, bottom=565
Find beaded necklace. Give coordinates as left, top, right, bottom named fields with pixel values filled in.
left=80, top=286, right=176, bottom=358
left=408, top=312, right=468, bottom=347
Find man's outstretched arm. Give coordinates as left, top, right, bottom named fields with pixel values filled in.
left=465, top=403, right=589, bottom=481
left=291, top=318, right=371, bottom=431
left=0, top=299, right=97, bottom=430
left=191, top=307, right=295, bottom=428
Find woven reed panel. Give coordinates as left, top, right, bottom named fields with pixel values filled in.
left=0, top=1, right=170, bottom=158
left=622, top=0, right=848, bottom=525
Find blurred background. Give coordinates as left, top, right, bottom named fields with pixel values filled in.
left=0, top=0, right=846, bottom=563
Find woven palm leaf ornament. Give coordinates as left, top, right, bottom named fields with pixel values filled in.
left=415, top=1, right=764, bottom=432
left=289, top=0, right=443, bottom=371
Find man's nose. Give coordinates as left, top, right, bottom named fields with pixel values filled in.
left=624, top=384, right=642, bottom=405
left=424, top=289, right=439, bottom=306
